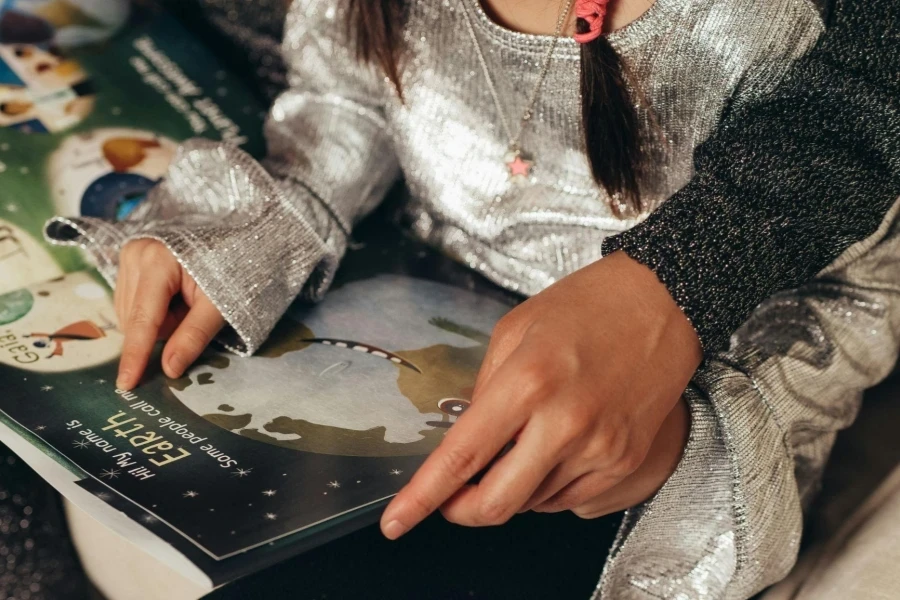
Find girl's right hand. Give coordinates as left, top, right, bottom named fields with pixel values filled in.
left=115, top=239, right=225, bottom=390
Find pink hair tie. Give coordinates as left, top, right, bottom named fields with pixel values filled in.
left=574, top=0, right=609, bottom=44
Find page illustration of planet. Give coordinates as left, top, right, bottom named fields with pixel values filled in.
left=0, top=0, right=130, bottom=49
left=0, top=271, right=121, bottom=373
left=166, top=275, right=511, bottom=458
left=49, top=128, right=178, bottom=219
left=0, top=217, right=64, bottom=295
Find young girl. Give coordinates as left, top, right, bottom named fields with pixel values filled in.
left=46, top=0, right=900, bottom=598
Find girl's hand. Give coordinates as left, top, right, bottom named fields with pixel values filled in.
left=115, top=239, right=224, bottom=390
left=379, top=252, right=702, bottom=539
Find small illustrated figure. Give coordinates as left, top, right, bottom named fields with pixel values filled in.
left=0, top=39, right=96, bottom=132
left=102, top=137, right=163, bottom=172
left=78, top=137, right=170, bottom=219
left=162, top=276, right=502, bottom=457
left=426, top=398, right=472, bottom=429
left=25, top=317, right=114, bottom=358
left=49, top=130, right=179, bottom=221
left=0, top=0, right=129, bottom=49
left=0, top=5, right=55, bottom=45
left=0, top=223, right=26, bottom=261
left=301, top=337, right=424, bottom=373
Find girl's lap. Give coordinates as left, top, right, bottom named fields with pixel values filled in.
left=205, top=511, right=622, bottom=600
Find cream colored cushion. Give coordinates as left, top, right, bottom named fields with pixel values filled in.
left=64, top=499, right=207, bottom=600
left=763, top=464, right=900, bottom=600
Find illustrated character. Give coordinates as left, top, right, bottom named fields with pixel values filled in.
left=49, top=129, right=178, bottom=220
left=296, top=332, right=476, bottom=427
left=0, top=96, right=31, bottom=115
left=264, top=315, right=484, bottom=428
left=0, top=0, right=130, bottom=49
left=166, top=320, right=487, bottom=455
left=163, top=275, right=508, bottom=457
left=25, top=316, right=114, bottom=358
left=0, top=28, right=96, bottom=132
left=0, top=43, right=91, bottom=90
left=0, top=4, right=55, bottom=45
left=84, top=175, right=154, bottom=221
left=0, top=55, right=36, bottom=126
left=0, top=219, right=64, bottom=294
left=0, top=223, right=25, bottom=261
left=102, top=137, right=167, bottom=172
left=0, top=273, right=123, bottom=372
left=432, top=398, right=472, bottom=427
left=79, top=138, right=171, bottom=219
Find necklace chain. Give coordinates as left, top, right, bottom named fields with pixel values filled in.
left=460, top=0, right=575, bottom=156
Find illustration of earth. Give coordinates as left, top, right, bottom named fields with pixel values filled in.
left=164, top=275, right=510, bottom=457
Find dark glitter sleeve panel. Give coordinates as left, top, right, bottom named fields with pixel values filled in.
left=601, top=0, right=900, bottom=353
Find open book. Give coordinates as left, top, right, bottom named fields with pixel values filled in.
left=0, top=5, right=512, bottom=590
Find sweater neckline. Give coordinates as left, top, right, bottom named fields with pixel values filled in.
left=463, top=0, right=676, bottom=56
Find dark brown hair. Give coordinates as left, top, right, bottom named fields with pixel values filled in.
left=345, top=0, right=645, bottom=215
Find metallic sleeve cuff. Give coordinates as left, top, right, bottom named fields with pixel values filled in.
left=597, top=387, right=736, bottom=600
left=45, top=140, right=343, bottom=356
left=599, top=362, right=809, bottom=600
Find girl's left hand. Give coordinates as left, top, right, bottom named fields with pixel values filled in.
left=379, top=252, right=702, bottom=539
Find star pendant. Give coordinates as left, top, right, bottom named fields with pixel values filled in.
left=505, top=151, right=533, bottom=181
left=506, top=154, right=534, bottom=178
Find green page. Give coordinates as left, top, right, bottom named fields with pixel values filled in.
left=0, top=2, right=266, bottom=286
left=0, top=3, right=515, bottom=587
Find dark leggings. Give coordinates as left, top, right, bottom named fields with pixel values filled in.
left=204, top=510, right=621, bottom=600
left=0, top=440, right=619, bottom=600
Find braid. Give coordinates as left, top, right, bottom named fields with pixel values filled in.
left=345, top=0, right=646, bottom=217
left=576, top=4, right=645, bottom=216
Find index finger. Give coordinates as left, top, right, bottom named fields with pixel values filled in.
left=116, top=272, right=177, bottom=390
left=379, top=365, right=529, bottom=540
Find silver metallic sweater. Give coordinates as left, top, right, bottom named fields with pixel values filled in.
left=51, top=0, right=827, bottom=353
left=44, top=0, right=900, bottom=598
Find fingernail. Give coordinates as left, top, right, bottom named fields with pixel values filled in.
left=382, top=520, right=408, bottom=540
left=166, top=354, right=184, bottom=378
left=116, top=372, right=131, bottom=390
